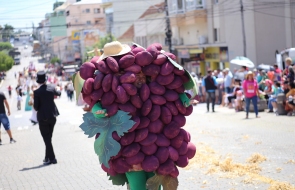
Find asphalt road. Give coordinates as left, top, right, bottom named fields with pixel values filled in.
left=0, top=40, right=295, bottom=190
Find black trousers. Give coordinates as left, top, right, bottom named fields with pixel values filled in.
left=39, top=117, right=56, bottom=160
left=206, top=91, right=216, bottom=111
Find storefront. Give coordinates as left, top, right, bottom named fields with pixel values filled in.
left=177, top=46, right=230, bottom=76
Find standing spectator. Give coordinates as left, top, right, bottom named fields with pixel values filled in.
left=34, top=71, right=61, bottom=165
left=0, top=91, right=16, bottom=145
left=243, top=71, right=260, bottom=119
left=7, top=85, right=12, bottom=98
left=224, top=68, right=233, bottom=94
left=234, top=66, right=248, bottom=82
left=217, top=69, right=224, bottom=78
left=287, top=67, right=295, bottom=83
left=202, top=70, right=218, bottom=112
left=267, top=68, right=275, bottom=82
left=273, top=64, right=282, bottom=81
left=286, top=82, right=295, bottom=116
left=285, top=57, right=293, bottom=75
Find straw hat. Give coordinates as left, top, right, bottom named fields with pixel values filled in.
left=98, top=41, right=131, bottom=60
left=245, top=71, right=254, bottom=79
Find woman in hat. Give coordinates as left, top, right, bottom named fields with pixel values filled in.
left=242, top=71, right=260, bottom=118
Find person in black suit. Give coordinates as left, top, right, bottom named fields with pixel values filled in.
left=34, top=71, right=61, bottom=165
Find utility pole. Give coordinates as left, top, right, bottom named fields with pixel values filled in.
left=165, top=0, right=172, bottom=53
left=240, top=0, right=247, bottom=57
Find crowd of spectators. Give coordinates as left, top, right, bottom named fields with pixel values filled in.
left=196, top=57, right=295, bottom=117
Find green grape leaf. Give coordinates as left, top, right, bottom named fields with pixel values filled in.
left=73, top=71, right=85, bottom=102
left=162, top=175, right=178, bottom=190
left=79, top=110, right=135, bottom=168
left=146, top=173, right=178, bottom=190
left=184, top=69, right=198, bottom=97
left=107, top=173, right=128, bottom=186
left=146, top=174, right=164, bottom=190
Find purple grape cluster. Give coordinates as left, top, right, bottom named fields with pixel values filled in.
left=79, top=43, right=196, bottom=178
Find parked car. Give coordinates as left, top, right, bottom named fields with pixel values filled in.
left=14, top=57, right=20, bottom=65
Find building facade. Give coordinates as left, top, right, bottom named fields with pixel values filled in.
left=102, top=0, right=164, bottom=44
left=65, top=0, right=106, bottom=62
left=168, top=0, right=295, bottom=75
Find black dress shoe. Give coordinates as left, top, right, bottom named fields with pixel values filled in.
left=43, top=158, right=49, bottom=163
left=44, top=159, right=57, bottom=165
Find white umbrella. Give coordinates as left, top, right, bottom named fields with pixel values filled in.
left=230, top=56, right=255, bottom=68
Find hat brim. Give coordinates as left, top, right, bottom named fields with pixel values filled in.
left=99, top=44, right=131, bottom=61
left=36, top=79, right=46, bottom=84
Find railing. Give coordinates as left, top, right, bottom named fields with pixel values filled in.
left=168, top=0, right=205, bottom=15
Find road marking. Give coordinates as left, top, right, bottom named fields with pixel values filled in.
left=14, top=115, right=23, bottom=118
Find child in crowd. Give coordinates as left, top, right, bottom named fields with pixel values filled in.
left=268, top=81, right=283, bottom=113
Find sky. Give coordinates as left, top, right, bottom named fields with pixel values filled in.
left=0, top=0, right=57, bottom=31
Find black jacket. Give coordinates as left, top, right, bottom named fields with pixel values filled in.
left=34, top=84, right=61, bottom=121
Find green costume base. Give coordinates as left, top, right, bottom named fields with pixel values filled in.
left=126, top=171, right=161, bottom=190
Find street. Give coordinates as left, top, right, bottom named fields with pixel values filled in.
left=0, top=38, right=295, bottom=190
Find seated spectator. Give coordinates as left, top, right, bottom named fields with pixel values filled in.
left=234, top=90, right=244, bottom=112
left=226, top=79, right=241, bottom=108
left=264, top=79, right=274, bottom=103
left=269, top=81, right=283, bottom=114
left=286, top=82, right=295, bottom=116
left=257, top=70, right=268, bottom=91
left=287, top=67, right=295, bottom=83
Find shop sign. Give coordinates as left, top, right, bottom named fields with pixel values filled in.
left=71, top=30, right=80, bottom=42
left=178, top=49, right=190, bottom=58
left=189, top=49, right=203, bottom=54
left=205, top=47, right=229, bottom=62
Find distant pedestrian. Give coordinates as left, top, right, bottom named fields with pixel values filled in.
left=7, top=85, right=12, bottom=98
left=202, top=70, right=218, bottom=112
left=17, top=92, right=22, bottom=110
left=67, top=82, right=74, bottom=101
left=34, top=71, right=61, bottom=165
left=243, top=71, right=260, bottom=119
left=0, top=91, right=16, bottom=145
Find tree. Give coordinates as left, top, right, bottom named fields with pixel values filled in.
left=94, top=34, right=116, bottom=49
left=50, top=57, right=61, bottom=64
left=2, top=24, right=14, bottom=40
left=0, top=42, right=13, bottom=51
left=0, top=52, right=14, bottom=71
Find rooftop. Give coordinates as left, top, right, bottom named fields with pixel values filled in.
left=73, top=0, right=102, bottom=5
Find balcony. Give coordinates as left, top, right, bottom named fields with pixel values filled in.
left=168, top=0, right=205, bottom=15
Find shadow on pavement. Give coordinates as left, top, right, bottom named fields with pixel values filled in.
left=19, top=164, right=49, bottom=171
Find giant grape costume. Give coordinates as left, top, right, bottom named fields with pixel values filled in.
left=75, top=41, right=197, bottom=190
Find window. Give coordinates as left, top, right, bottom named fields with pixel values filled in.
left=94, top=8, right=100, bottom=13
left=85, top=8, right=90, bottom=13
left=95, top=20, right=99, bottom=24
left=86, top=21, right=91, bottom=25
left=66, top=11, right=70, bottom=16
left=214, top=28, right=219, bottom=42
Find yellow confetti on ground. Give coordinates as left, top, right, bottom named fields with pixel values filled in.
left=186, top=143, right=295, bottom=189
left=286, top=160, right=295, bottom=164
left=268, top=182, right=295, bottom=190
left=247, top=153, right=267, bottom=164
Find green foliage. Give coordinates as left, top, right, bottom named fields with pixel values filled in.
left=0, top=52, right=14, bottom=71
left=79, top=110, right=135, bottom=168
left=94, top=34, right=116, bottom=49
left=1, top=24, right=14, bottom=39
left=0, top=42, right=13, bottom=51
left=50, top=57, right=61, bottom=64
left=107, top=173, right=128, bottom=186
